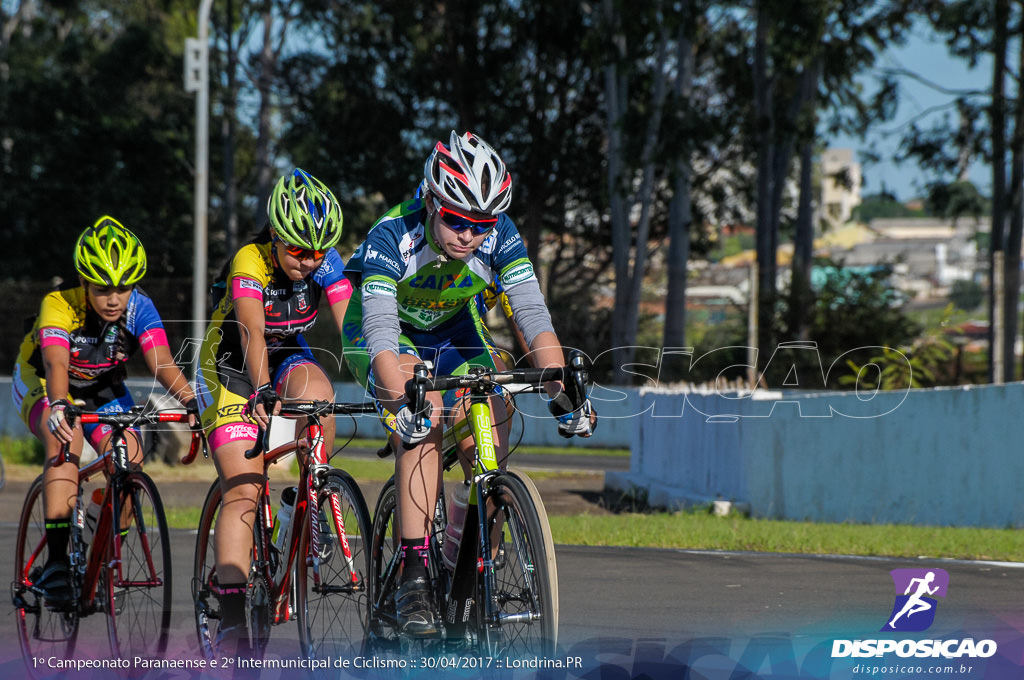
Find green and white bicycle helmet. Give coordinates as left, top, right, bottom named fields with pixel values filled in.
left=267, top=169, right=344, bottom=250
left=74, top=216, right=147, bottom=287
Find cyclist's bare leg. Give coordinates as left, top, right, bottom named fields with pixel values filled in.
left=92, top=429, right=145, bottom=530
left=212, top=440, right=263, bottom=585
left=35, top=407, right=83, bottom=601
left=395, top=394, right=444, bottom=541
left=278, top=363, right=337, bottom=453
left=38, top=413, right=82, bottom=519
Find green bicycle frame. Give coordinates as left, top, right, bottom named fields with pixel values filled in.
left=440, top=389, right=506, bottom=636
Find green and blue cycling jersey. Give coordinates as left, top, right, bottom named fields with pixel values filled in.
left=341, top=192, right=554, bottom=400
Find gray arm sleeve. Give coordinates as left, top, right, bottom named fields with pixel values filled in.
left=502, top=278, right=555, bottom=348
left=362, top=292, right=402, bottom=360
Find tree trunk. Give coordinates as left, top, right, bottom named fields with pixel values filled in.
left=988, top=0, right=1008, bottom=382
left=1002, top=32, right=1024, bottom=383
left=662, top=17, right=695, bottom=367
left=789, top=59, right=821, bottom=342
left=254, top=10, right=275, bottom=218
left=604, top=0, right=635, bottom=382
left=622, top=27, right=670, bottom=359
left=753, top=0, right=775, bottom=369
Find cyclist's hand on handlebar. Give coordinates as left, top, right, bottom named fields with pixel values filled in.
left=46, top=399, right=79, bottom=444
left=244, top=382, right=280, bottom=429
left=184, top=398, right=203, bottom=431
left=548, top=392, right=597, bottom=438
left=389, top=404, right=433, bottom=447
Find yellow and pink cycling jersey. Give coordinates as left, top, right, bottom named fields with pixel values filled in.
left=12, top=285, right=171, bottom=442
left=193, top=238, right=352, bottom=448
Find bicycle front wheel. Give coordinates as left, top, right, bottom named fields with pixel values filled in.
left=104, top=471, right=172, bottom=658
left=481, top=473, right=558, bottom=658
left=295, top=468, right=372, bottom=659
left=192, top=480, right=222, bottom=661
left=13, top=475, right=79, bottom=675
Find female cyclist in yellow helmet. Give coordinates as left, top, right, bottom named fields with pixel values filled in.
left=11, top=216, right=199, bottom=608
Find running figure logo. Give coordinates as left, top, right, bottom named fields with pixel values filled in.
left=882, top=568, right=949, bottom=632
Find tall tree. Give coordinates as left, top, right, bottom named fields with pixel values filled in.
left=661, top=5, right=699, bottom=362
left=1, top=0, right=197, bottom=279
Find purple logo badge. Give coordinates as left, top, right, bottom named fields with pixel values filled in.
left=882, top=568, right=949, bottom=632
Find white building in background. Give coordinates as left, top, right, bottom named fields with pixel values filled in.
left=820, top=148, right=863, bottom=227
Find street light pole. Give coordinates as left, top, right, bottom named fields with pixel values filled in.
left=185, top=0, right=214, bottom=377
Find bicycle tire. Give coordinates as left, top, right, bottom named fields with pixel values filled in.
left=0, top=451, right=6, bottom=490
left=508, top=468, right=559, bottom=635
left=13, top=475, right=79, bottom=676
left=365, top=477, right=401, bottom=651
left=104, top=471, right=172, bottom=658
left=295, top=468, right=372, bottom=659
left=479, top=473, right=558, bottom=657
left=192, top=479, right=273, bottom=660
left=365, top=477, right=454, bottom=661
left=192, top=480, right=223, bottom=661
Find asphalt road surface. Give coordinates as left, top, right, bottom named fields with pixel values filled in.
left=1, top=521, right=1022, bottom=679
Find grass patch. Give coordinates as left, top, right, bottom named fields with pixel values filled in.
left=164, top=506, right=202, bottom=530
left=548, top=511, right=1024, bottom=562
left=2, top=436, right=43, bottom=465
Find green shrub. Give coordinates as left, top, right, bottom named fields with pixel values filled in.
left=2, top=436, right=44, bottom=465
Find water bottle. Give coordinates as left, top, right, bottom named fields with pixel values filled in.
left=84, top=488, right=104, bottom=543
left=272, top=486, right=297, bottom=553
left=442, top=482, right=471, bottom=571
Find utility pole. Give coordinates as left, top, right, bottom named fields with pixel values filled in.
left=184, top=0, right=214, bottom=377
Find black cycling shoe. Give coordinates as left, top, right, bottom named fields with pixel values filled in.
left=215, top=623, right=252, bottom=657
left=395, top=576, right=439, bottom=638
left=34, top=558, right=72, bottom=610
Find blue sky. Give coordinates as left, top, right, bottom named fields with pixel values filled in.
left=828, top=33, right=992, bottom=202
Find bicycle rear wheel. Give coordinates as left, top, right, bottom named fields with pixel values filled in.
left=192, top=480, right=223, bottom=661
left=104, top=471, right=172, bottom=658
left=295, top=468, right=372, bottom=659
left=13, top=475, right=79, bottom=675
left=480, top=473, right=558, bottom=657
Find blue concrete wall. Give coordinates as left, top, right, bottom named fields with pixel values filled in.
left=608, top=383, right=1024, bottom=528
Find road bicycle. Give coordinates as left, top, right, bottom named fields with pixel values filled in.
left=365, top=350, right=591, bottom=659
left=11, top=406, right=206, bottom=676
left=192, top=399, right=376, bottom=661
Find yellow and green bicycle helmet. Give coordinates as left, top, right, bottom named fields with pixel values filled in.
left=267, top=169, right=344, bottom=250
left=74, top=216, right=147, bottom=287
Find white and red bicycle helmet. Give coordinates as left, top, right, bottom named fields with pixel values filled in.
left=424, top=131, right=513, bottom=215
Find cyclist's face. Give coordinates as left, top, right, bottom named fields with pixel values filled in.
left=428, top=194, right=495, bottom=259
left=85, top=281, right=133, bottom=322
left=272, top=232, right=325, bottom=281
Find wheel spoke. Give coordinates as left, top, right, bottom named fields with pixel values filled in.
left=14, top=476, right=79, bottom=677
left=106, top=473, right=171, bottom=658
left=296, top=469, right=371, bottom=659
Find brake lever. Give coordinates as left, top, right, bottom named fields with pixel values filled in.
left=244, top=427, right=269, bottom=460
left=565, top=349, right=590, bottom=411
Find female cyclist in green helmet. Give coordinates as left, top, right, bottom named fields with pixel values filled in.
left=191, top=168, right=352, bottom=655
left=12, top=216, right=199, bottom=608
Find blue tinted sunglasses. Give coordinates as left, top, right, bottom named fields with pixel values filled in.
left=437, top=204, right=498, bottom=236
